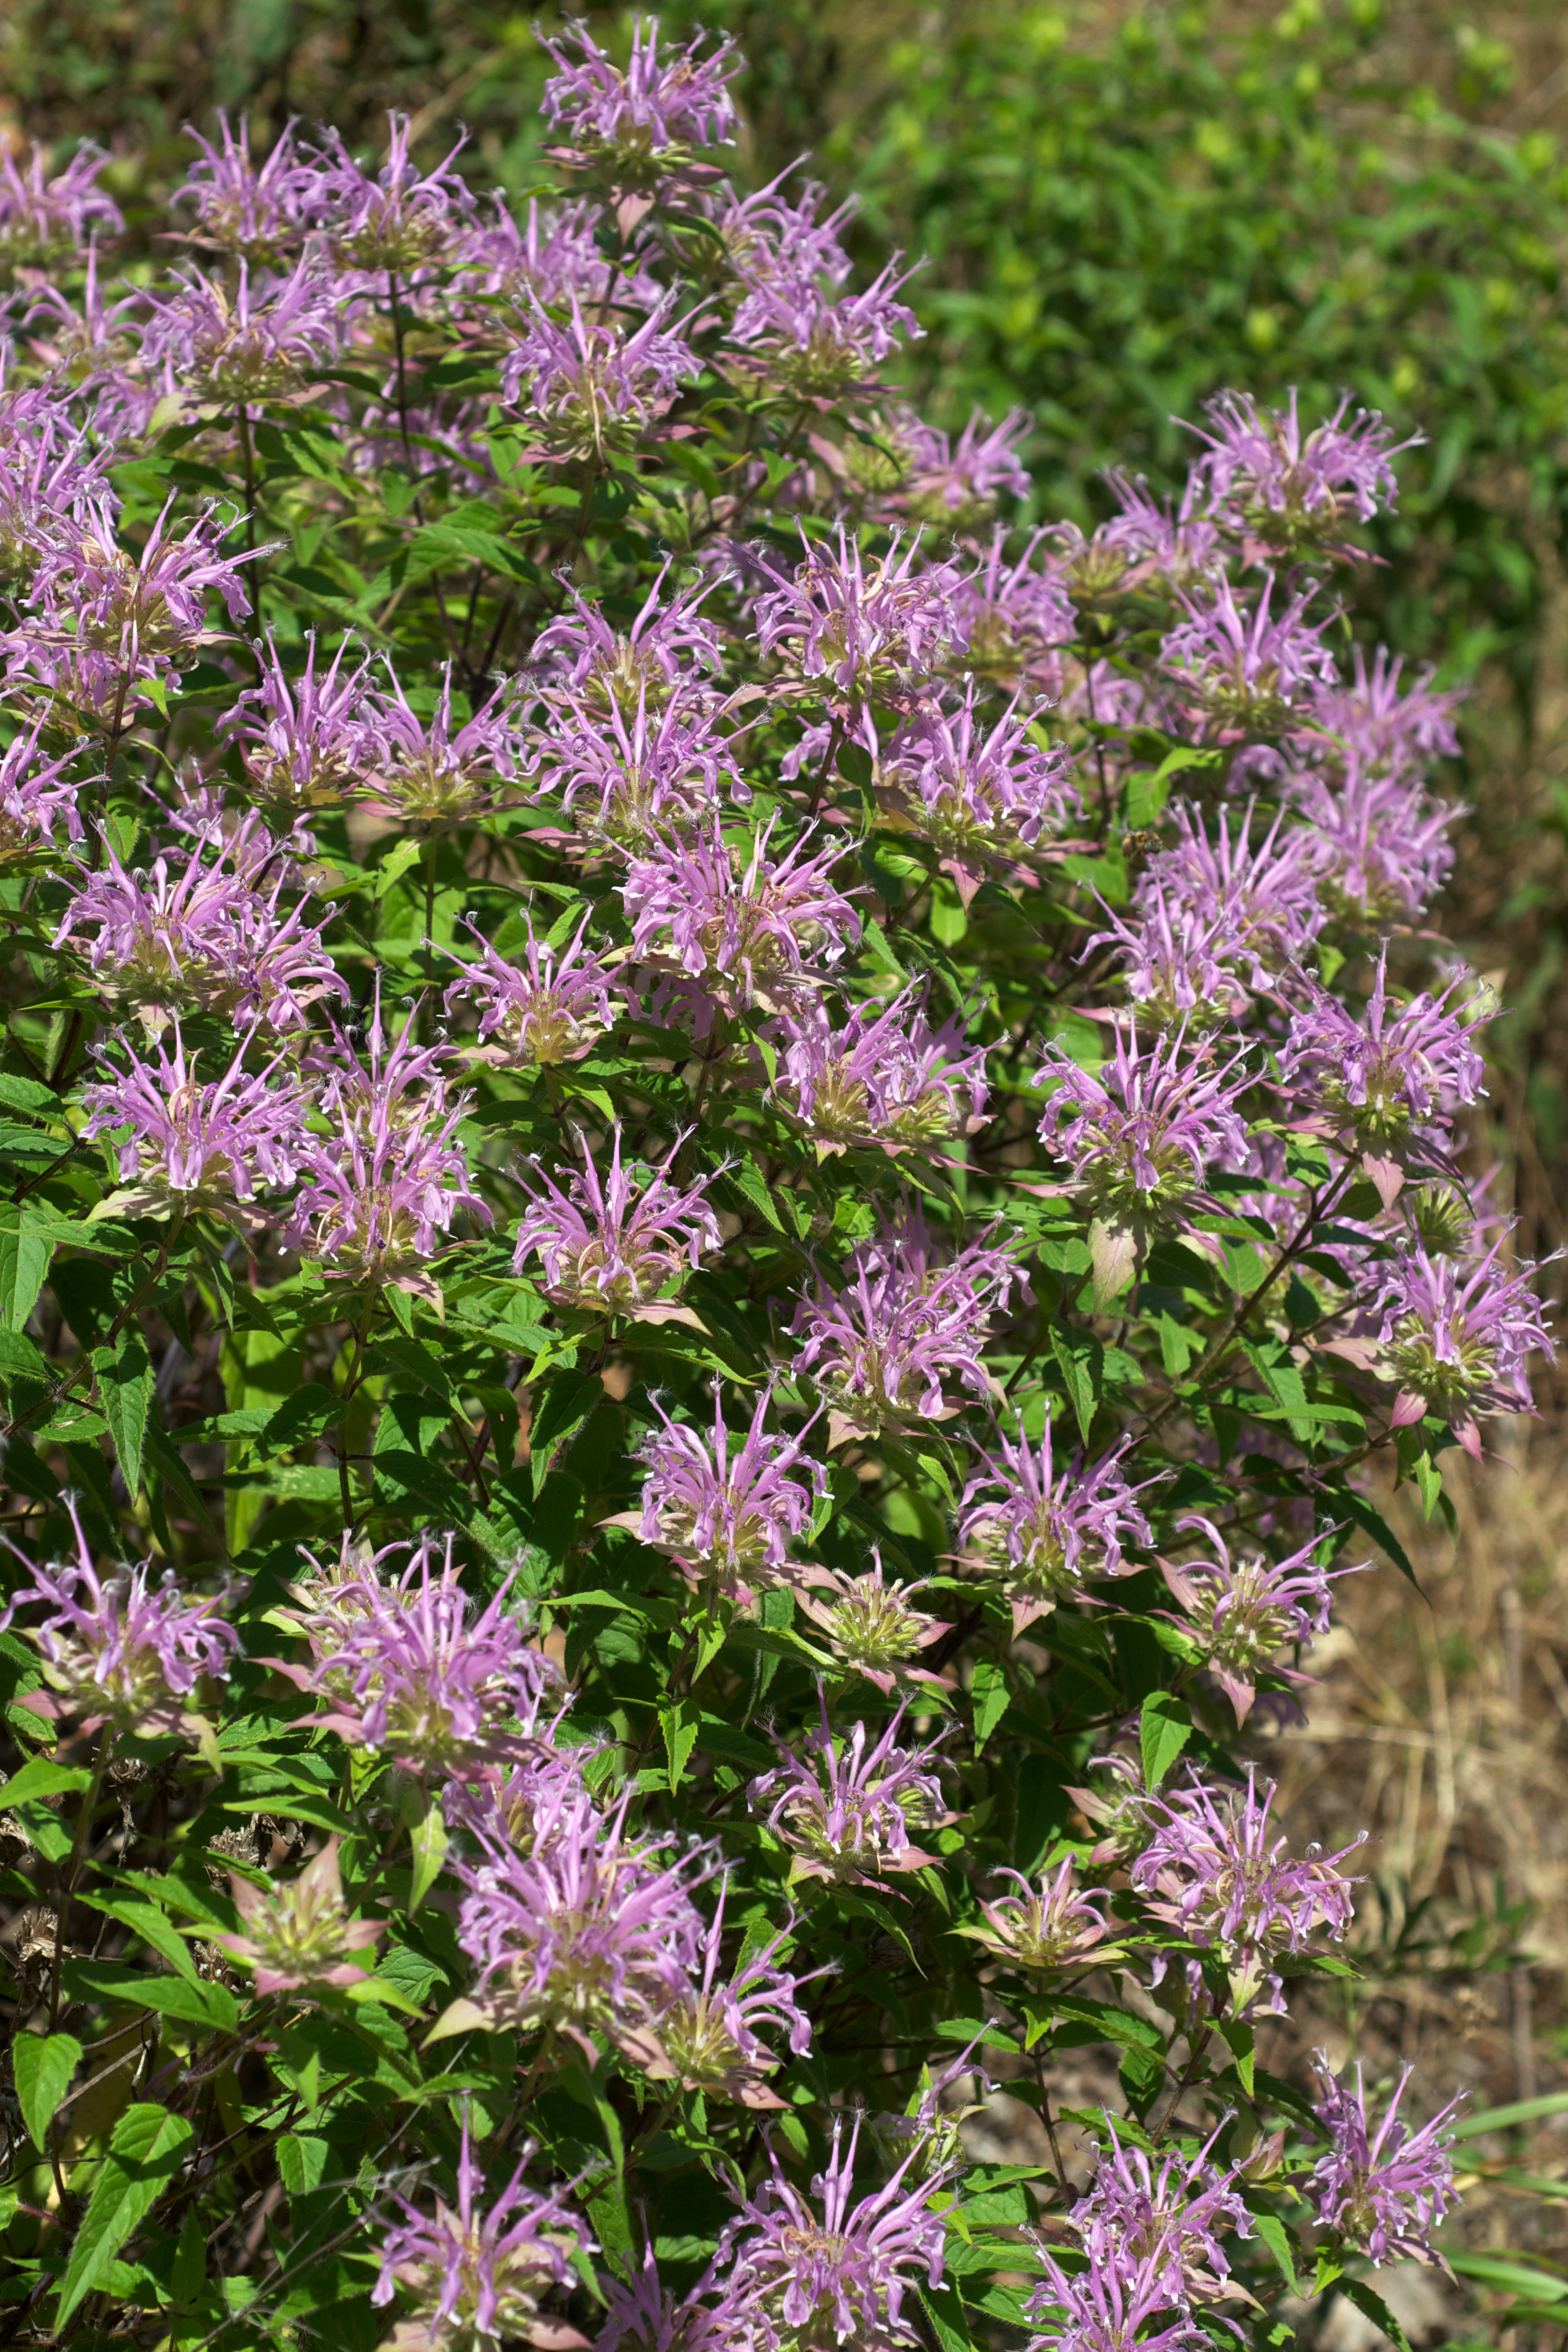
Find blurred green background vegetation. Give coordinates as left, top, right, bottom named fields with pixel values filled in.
left=3, top=0, right=1568, bottom=1266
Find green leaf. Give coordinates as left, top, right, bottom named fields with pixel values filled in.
left=661, top=1700, right=700, bottom=1794
left=0, top=1202, right=53, bottom=1333
left=55, top=2101, right=197, bottom=2324
left=12, top=2030, right=81, bottom=2151
left=1213, top=2013, right=1255, bottom=2094
left=1049, top=1325, right=1104, bottom=1444
left=970, top=1660, right=1011, bottom=1753
left=1251, top=2213, right=1301, bottom=2296
left=1337, top=2277, right=1413, bottom=2352
left=406, top=1786, right=449, bottom=1914
left=1450, top=2090, right=1568, bottom=2139
left=0, top=1757, right=90, bottom=1807
left=92, top=1325, right=155, bottom=1498
left=1338, top=1487, right=1425, bottom=1596
left=61, top=1959, right=239, bottom=2034
left=1139, top=1691, right=1191, bottom=1789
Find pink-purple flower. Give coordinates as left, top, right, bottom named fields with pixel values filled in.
left=0, top=140, right=122, bottom=271
left=1159, top=573, right=1337, bottom=741
left=716, top=2112, right=952, bottom=2348
left=878, top=688, right=1080, bottom=895
left=789, top=1206, right=1028, bottom=1433
left=502, top=296, right=699, bottom=461
left=371, top=2112, right=596, bottom=2351
left=1158, top=1515, right=1359, bottom=1723
left=748, top=1688, right=957, bottom=1886
left=622, top=816, right=862, bottom=1033
left=513, top=1126, right=721, bottom=1314
left=1279, top=946, right=1488, bottom=1199
left=1189, top=389, right=1413, bottom=548
left=633, top=1383, right=826, bottom=1604
left=1373, top=1237, right=1556, bottom=1457
left=281, top=1535, right=556, bottom=1778
left=54, top=816, right=346, bottom=1034
left=959, top=1855, right=1116, bottom=1974
left=755, top=530, right=961, bottom=711
left=1034, top=1020, right=1252, bottom=1226
left=1309, top=2052, right=1464, bottom=2268
left=79, top=1024, right=310, bottom=1223
left=1, top=1499, right=238, bottom=1740
left=444, top=1777, right=713, bottom=2060
left=957, top=1419, right=1159, bottom=1633
left=286, top=1003, right=491, bottom=1293
left=220, top=630, right=383, bottom=809
left=539, top=19, right=742, bottom=166
left=771, top=986, right=990, bottom=1155
left=1130, top=1767, right=1364, bottom=2016
left=446, top=915, right=621, bottom=1068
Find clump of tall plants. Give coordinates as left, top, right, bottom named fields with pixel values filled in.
left=0, top=20, right=1547, bottom=2349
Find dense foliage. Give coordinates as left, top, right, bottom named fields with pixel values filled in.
left=0, top=19, right=1556, bottom=2351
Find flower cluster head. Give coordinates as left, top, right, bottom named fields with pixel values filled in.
left=1072, top=2120, right=1252, bottom=2303
left=503, top=296, right=699, bottom=462
left=361, top=662, right=521, bottom=829
left=728, top=256, right=923, bottom=400
left=80, top=1024, right=310, bottom=1224
left=1158, top=574, right=1337, bottom=741
left=795, top=1553, right=948, bottom=1695
left=1159, top=1515, right=1363, bottom=1723
left=0, top=720, right=88, bottom=860
left=528, top=686, right=742, bottom=850
left=1130, top=802, right=1323, bottom=980
left=173, top=114, right=314, bottom=262
left=1101, top=470, right=1225, bottom=593
left=717, top=2109, right=952, bottom=2351
left=308, top=114, right=477, bottom=271
left=894, top=407, right=1032, bottom=529
left=221, top=631, right=383, bottom=810
left=1290, top=758, right=1458, bottom=923
left=1130, top=1767, right=1364, bottom=2016
left=643, top=1881, right=819, bottom=2110
left=878, top=690, right=1080, bottom=896
left=771, top=986, right=990, bottom=1156
left=529, top=564, right=723, bottom=718
left=749, top=1687, right=956, bottom=1887
left=282, top=1535, right=557, bottom=1778
left=514, top=1126, right=721, bottom=1315
left=1191, top=389, right=1412, bottom=551
left=1, top=1500, right=238, bottom=1741
left=444, top=1777, right=712, bottom=2060
left=447, top=915, right=620, bottom=1068
left=960, top=1855, right=1116, bottom=1974
left=16, top=495, right=265, bottom=691
left=633, top=1383, right=826, bottom=1605
left=950, top=530, right=1075, bottom=688
left=0, top=141, right=121, bottom=274
left=1024, top=2246, right=1207, bottom=2352
left=1309, top=2053, right=1464, bottom=2270
left=755, top=531, right=961, bottom=709
left=140, top=255, right=343, bottom=405
left=1308, top=643, right=1463, bottom=780
left=1035, top=1020, right=1251, bottom=1228
left=1373, top=1237, right=1556, bottom=1458
left=789, top=1206, right=1028, bottom=1436
left=623, top=817, right=862, bottom=1033
left=1280, top=947, right=1488, bottom=1200
left=213, top=1836, right=384, bottom=1995
left=958, top=1419, right=1159, bottom=1634
left=287, top=1002, right=490, bottom=1295
left=372, top=2114, right=596, bottom=2352
left=55, top=816, right=345, bottom=1036
left=540, top=17, right=741, bottom=176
